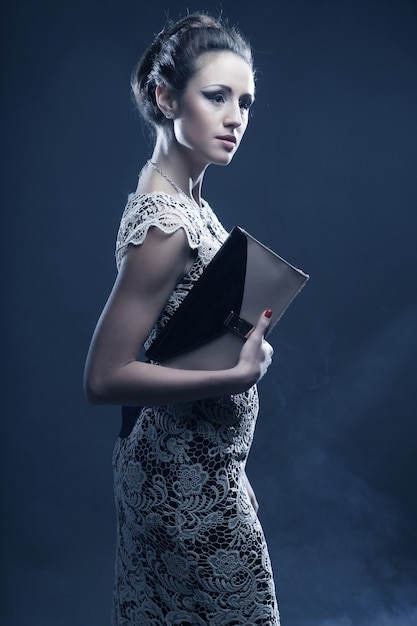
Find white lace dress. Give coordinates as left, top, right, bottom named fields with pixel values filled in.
left=111, top=192, right=280, bottom=625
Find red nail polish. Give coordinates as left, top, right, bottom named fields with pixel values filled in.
left=265, top=309, right=273, bottom=319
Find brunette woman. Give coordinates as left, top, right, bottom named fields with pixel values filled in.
left=84, top=12, right=279, bottom=625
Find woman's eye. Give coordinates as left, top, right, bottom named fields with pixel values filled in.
left=205, top=92, right=226, bottom=104
left=239, top=99, right=252, bottom=111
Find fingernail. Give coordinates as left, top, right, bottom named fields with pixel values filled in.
left=265, top=309, right=273, bottom=319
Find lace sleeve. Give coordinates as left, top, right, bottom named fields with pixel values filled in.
left=115, top=192, right=202, bottom=270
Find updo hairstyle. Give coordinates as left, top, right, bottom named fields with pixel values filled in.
left=131, top=13, right=253, bottom=126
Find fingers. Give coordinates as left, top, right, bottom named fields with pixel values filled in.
left=237, top=310, right=275, bottom=385
left=249, top=309, right=273, bottom=340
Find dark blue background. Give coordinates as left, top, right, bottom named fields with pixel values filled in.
left=1, top=1, right=416, bottom=624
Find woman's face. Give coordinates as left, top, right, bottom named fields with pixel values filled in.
left=172, top=51, right=255, bottom=168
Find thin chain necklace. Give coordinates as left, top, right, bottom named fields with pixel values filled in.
left=146, top=160, right=220, bottom=241
left=147, top=160, right=202, bottom=211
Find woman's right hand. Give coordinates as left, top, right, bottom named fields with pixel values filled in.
left=234, top=310, right=274, bottom=390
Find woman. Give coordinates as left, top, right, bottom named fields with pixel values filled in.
left=84, top=12, right=280, bottom=625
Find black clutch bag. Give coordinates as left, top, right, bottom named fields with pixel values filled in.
left=145, top=226, right=309, bottom=370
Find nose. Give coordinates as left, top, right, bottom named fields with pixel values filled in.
left=224, top=100, right=243, bottom=129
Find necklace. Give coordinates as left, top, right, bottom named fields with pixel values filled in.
left=147, top=160, right=201, bottom=211
left=146, top=160, right=220, bottom=241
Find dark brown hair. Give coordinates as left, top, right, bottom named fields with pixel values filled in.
left=131, top=13, right=254, bottom=126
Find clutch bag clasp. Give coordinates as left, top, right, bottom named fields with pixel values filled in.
left=224, top=311, right=253, bottom=339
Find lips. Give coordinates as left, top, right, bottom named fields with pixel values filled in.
left=216, top=135, right=237, bottom=150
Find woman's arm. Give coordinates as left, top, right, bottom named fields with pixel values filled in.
left=84, top=226, right=273, bottom=407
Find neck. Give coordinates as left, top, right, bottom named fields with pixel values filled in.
left=152, top=131, right=208, bottom=205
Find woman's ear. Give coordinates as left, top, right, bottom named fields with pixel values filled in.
left=155, top=82, right=178, bottom=120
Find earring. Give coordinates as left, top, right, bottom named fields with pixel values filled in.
left=165, top=112, right=172, bottom=119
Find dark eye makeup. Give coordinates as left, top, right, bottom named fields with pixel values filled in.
left=202, top=89, right=254, bottom=111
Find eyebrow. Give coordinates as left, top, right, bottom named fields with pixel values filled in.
left=201, top=83, right=255, bottom=102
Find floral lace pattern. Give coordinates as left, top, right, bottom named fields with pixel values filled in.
left=116, top=191, right=226, bottom=269
left=112, top=192, right=280, bottom=625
